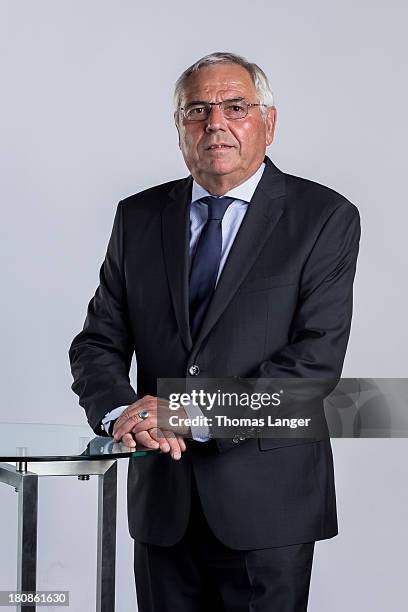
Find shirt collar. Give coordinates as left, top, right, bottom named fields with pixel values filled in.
left=191, top=162, right=265, bottom=205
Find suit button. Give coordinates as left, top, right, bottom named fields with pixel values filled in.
left=232, top=435, right=240, bottom=444
left=188, top=365, right=200, bottom=376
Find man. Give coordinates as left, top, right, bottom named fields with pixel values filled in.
left=69, top=52, right=360, bottom=611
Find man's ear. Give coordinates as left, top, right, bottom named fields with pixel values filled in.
left=174, top=112, right=181, bottom=149
left=265, top=106, right=277, bottom=146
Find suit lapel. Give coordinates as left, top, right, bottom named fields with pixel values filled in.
left=162, top=176, right=193, bottom=351
left=192, top=157, right=286, bottom=350
left=161, top=157, right=286, bottom=354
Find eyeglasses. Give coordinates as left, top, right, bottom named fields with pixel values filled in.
left=179, top=99, right=266, bottom=122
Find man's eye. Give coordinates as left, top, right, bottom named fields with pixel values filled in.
left=226, top=104, right=245, bottom=113
left=188, top=106, right=205, bottom=115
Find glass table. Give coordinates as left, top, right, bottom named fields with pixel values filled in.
left=0, top=422, right=159, bottom=612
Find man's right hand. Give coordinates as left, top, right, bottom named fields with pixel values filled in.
left=112, top=396, right=187, bottom=460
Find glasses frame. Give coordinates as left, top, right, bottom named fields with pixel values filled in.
left=178, top=99, right=267, bottom=122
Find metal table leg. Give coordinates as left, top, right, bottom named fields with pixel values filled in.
left=96, top=461, right=117, bottom=612
left=0, top=463, right=38, bottom=612
left=0, top=459, right=118, bottom=612
left=17, top=471, right=38, bottom=612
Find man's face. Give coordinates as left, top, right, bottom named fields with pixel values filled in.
left=175, top=63, right=276, bottom=192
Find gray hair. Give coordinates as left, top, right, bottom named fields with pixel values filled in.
left=174, top=52, right=274, bottom=121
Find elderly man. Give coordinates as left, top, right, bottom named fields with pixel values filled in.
left=70, top=52, right=360, bottom=612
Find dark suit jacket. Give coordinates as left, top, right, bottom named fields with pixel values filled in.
left=69, top=156, right=360, bottom=549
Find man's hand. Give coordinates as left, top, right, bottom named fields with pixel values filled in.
left=112, top=395, right=188, bottom=460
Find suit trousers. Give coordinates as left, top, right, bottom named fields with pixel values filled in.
left=133, top=444, right=315, bottom=612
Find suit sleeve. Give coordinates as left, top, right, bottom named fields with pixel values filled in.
left=69, top=202, right=138, bottom=433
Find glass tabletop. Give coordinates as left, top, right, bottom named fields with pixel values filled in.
left=0, top=422, right=161, bottom=461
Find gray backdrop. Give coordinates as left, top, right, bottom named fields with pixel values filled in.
left=1, top=0, right=407, bottom=610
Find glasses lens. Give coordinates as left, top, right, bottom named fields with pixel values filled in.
left=182, top=101, right=249, bottom=121
left=184, top=104, right=209, bottom=121
left=222, top=101, right=248, bottom=119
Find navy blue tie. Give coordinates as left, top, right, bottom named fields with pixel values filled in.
left=189, top=196, right=235, bottom=340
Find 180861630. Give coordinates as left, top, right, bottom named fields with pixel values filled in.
left=0, top=591, right=69, bottom=606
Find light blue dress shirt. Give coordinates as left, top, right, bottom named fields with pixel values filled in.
left=102, top=162, right=266, bottom=440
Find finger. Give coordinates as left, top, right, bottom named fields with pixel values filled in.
left=133, top=431, right=160, bottom=450
left=120, top=432, right=136, bottom=448
left=176, top=436, right=187, bottom=452
left=149, top=428, right=171, bottom=453
left=115, top=401, right=159, bottom=439
left=162, top=430, right=182, bottom=460
left=113, top=413, right=141, bottom=441
left=131, top=416, right=157, bottom=435
left=153, top=429, right=185, bottom=456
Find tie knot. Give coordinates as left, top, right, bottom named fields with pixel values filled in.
left=199, top=196, right=235, bottom=220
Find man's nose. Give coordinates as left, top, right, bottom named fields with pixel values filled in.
left=205, top=104, right=227, bottom=132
